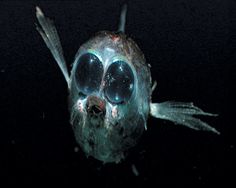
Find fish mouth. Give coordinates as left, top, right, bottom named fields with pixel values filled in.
left=86, top=96, right=106, bottom=126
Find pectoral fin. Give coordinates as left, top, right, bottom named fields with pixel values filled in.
left=150, top=101, right=220, bottom=134
left=36, top=6, right=70, bottom=87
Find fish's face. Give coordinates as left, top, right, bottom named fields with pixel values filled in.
left=69, top=31, right=152, bottom=163
left=36, top=6, right=220, bottom=164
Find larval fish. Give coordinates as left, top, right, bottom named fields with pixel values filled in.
left=35, top=5, right=219, bottom=163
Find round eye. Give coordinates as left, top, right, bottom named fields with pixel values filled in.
left=75, top=53, right=103, bottom=95
left=104, top=61, right=134, bottom=104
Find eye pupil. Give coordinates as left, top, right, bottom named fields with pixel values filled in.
left=104, top=61, right=134, bottom=104
left=75, top=53, right=103, bottom=95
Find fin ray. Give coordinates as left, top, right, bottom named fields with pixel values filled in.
left=118, top=4, right=127, bottom=33
left=36, top=6, right=70, bottom=86
left=150, top=101, right=220, bottom=134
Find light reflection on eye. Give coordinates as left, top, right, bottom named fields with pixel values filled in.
left=104, top=61, right=134, bottom=104
left=75, top=53, right=104, bottom=95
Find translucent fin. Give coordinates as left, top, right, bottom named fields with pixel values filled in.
left=35, top=6, right=70, bottom=86
left=118, top=4, right=127, bottom=33
left=150, top=101, right=220, bottom=134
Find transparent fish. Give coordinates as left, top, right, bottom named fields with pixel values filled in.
left=35, top=5, right=219, bottom=163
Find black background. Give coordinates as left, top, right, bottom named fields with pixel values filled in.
left=1, top=0, right=235, bottom=185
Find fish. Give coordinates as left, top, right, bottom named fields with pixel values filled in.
left=35, top=5, right=219, bottom=163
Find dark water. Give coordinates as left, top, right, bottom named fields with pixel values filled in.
left=1, top=0, right=235, bottom=185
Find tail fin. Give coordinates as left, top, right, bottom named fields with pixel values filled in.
left=150, top=101, right=220, bottom=134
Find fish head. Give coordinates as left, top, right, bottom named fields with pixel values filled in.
left=69, top=31, right=152, bottom=163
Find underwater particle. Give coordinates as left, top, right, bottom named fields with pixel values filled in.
left=42, top=112, right=45, bottom=120
left=131, top=164, right=139, bottom=176
left=74, top=146, right=79, bottom=153
left=11, top=140, right=15, bottom=145
left=192, top=165, right=197, bottom=170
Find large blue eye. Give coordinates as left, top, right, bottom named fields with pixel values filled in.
left=75, top=53, right=103, bottom=95
left=104, top=61, right=134, bottom=104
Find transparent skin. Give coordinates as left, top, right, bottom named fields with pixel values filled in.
left=36, top=5, right=219, bottom=164
left=69, top=31, right=151, bottom=163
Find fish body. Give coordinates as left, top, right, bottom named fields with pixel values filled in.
left=69, top=31, right=151, bottom=162
left=36, top=5, right=219, bottom=163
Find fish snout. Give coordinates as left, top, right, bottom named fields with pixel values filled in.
left=86, top=96, right=106, bottom=116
